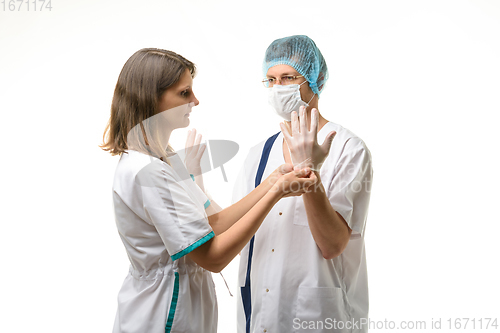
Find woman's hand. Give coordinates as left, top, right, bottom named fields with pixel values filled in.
left=262, top=163, right=294, bottom=188
left=271, top=167, right=319, bottom=198
left=280, top=106, right=336, bottom=171
left=184, top=128, right=206, bottom=177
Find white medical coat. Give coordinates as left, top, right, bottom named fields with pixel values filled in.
left=233, top=122, right=372, bottom=333
left=112, top=150, right=217, bottom=333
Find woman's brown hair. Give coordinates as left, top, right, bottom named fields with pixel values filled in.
left=100, top=48, right=196, bottom=159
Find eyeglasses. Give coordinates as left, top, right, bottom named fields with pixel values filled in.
left=262, top=75, right=304, bottom=88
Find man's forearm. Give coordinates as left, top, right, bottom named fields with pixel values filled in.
left=302, top=172, right=351, bottom=259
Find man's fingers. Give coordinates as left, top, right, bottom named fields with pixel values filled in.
left=310, top=108, right=319, bottom=135
left=283, top=121, right=292, bottom=135
left=291, top=111, right=300, bottom=134
left=300, top=105, right=307, bottom=133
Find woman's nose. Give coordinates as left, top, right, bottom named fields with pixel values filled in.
left=192, top=94, right=200, bottom=106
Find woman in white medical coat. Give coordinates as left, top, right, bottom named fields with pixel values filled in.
left=100, top=48, right=317, bottom=333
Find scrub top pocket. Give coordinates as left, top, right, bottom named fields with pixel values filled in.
left=294, top=286, right=349, bottom=333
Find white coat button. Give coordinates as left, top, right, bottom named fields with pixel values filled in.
left=279, top=212, right=282, bottom=215
left=266, top=288, right=269, bottom=292
left=271, top=249, right=274, bottom=252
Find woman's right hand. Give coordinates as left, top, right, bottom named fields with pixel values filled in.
left=271, top=167, right=318, bottom=198
left=184, top=128, right=206, bottom=177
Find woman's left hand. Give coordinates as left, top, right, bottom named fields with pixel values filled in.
left=280, top=106, right=336, bottom=171
left=184, top=128, right=206, bottom=177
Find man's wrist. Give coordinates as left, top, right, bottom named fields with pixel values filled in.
left=304, top=171, right=324, bottom=195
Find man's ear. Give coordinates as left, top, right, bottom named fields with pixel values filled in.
left=317, top=72, right=325, bottom=92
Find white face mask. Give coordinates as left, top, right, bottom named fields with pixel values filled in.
left=268, top=80, right=315, bottom=121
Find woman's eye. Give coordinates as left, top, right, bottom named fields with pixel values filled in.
left=181, top=90, right=189, bottom=97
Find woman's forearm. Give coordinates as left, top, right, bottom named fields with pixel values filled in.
left=208, top=173, right=276, bottom=234
left=189, top=168, right=315, bottom=272
left=189, top=187, right=281, bottom=272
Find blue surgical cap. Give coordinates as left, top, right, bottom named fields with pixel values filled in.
left=263, top=35, right=328, bottom=97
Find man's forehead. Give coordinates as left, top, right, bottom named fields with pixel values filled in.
left=266, top=64, right=299, bottom=77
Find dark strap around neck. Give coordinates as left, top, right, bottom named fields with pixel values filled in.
left=241, top=132, right=280, bottom=333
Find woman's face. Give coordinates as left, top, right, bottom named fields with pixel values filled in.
left=157, top=68, right=199, bottom=130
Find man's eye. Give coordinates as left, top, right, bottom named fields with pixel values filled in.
left=267, top=78, right=276, bottom=83
left=282, top=76, right=294, bottom=82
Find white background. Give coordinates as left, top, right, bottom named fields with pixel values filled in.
left=1, top=0, right=499, bottom=332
